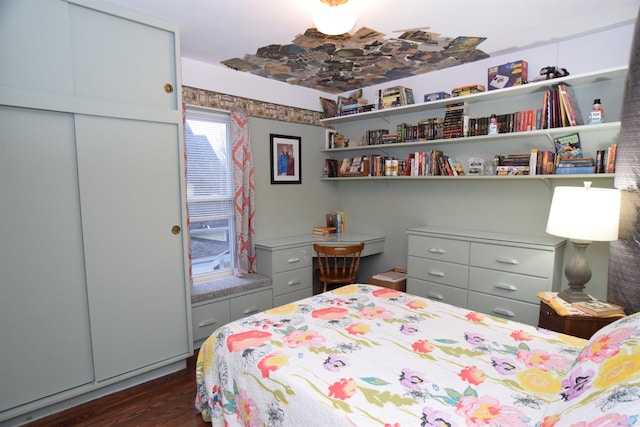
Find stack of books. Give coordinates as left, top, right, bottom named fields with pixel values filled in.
left=443, top=102, right=468, bottom=139
left=313, top=226, right=336, bottom=236
left=572, top=300, right=625, bottom=317
left=378, top=86, right=415, bottom=109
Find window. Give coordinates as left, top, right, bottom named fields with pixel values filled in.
left=185, top=106, right=235, bottom=282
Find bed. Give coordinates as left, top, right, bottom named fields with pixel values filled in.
left=195, top=284, right=640, bottom=426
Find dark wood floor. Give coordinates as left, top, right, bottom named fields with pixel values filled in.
left=25, top=352, right=209, bottom=427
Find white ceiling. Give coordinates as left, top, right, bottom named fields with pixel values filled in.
left=102, top=0, right=639, bottom=89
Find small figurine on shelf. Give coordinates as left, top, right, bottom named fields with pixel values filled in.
left=589, top=99, right=604, bottom=124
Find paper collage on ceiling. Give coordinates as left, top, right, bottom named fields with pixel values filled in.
left=221, top=27, right=489, bottom=94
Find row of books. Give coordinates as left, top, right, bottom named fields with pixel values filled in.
left=542, top=83, right=584, bottom=129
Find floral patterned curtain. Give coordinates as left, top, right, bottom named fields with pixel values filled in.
left=231, top=107, right=256, bottom=275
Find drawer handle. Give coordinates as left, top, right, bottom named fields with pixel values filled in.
left=287, top=257, right=301, bottom=263
left=496, top=257, right=519, bottom=265
left=429, top=247, right=446, bottom=254
left=243, top=306, right=259, bottom=314
left=493, top=307, right=515, bottom=317
left=287, top=279, right=301, bottom=286
left=197, top=318, right=218, bottom=327
left=494, top=283, right=517, bottom=291
left=427, top=292, right=444, bottom=300
left=428, top=270, right=445, bottom=277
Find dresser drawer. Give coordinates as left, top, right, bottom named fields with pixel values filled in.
left=469, top=267, right=551, bottom=304
left=270, top=246, right=313, bottom=274
left=407, top=278, right=468, bottom=308
left=272, top=267, right=312, bottom=297
left=192, top=300, right=230, bottom=342
left=408, top=235, right=469, bottom=264
left=467, top=291, right=538, bottom=325
left=273, top=287, right=313, bottom=308
left=470, top=243, right=554, bottom=278
left=408, top=256, right=469, bottom=289
left=229, top=289, right=273, bottom=322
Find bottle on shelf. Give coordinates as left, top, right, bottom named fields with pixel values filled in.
left=588, top=98, right=604, bottom=124
left=488, top=114, right=499, bottom=135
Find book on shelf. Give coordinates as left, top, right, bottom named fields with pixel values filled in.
left=572, top=300, right=625, bottom=317
left=606, top=143, right=617, bottom=173
left=554, top=133, right=583, bottom=159
left=325, top=158, right=339, bottom=178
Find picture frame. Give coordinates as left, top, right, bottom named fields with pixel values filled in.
left=270, top=134, right=301, bottom=184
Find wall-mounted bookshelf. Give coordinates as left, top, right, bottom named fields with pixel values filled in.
left=320, top=66, right=625, bottom=181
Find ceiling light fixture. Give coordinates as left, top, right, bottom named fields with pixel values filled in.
left=312, top=0, right=358, bottom=36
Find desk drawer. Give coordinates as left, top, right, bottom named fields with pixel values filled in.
left=271, top=246, right=313, bottom=273
left=229, top=289, right=272, bottom=322
left=272, top=267, right=312, bottom=297
left=407, top=278, right=468, bottom=308
left=408, top=256, right=469, bottom=289
left=469, top=267, right=550, bottom=304
left=408, top=235, right=469, bottom=264
left=470, top=243, right=554, bottom=278
left=467, top=291, right=538, bottom=325
left=192, top=300, right=230, bottom=342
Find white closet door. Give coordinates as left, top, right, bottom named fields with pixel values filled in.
left=0, top=107, right=94, bottom=411
left=68, top=2, right=178, bottom=110
left=75, top=115, right=189, bottom=382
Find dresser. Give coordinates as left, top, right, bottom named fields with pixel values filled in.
left=256, top=232, right=385, bottom=306
left=407, top=227, right=566, bottom=325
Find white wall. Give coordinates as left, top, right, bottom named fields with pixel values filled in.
left=182, top=24, right=635, bottom=302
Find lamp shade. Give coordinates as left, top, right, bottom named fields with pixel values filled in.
left=312, top=0, right=357, bottom=35
left=546, top=182, right=621, bottom=242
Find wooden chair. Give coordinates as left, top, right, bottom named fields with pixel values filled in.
left=313, top=242, right=365, bottom=294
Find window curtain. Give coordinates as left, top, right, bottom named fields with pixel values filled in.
left=231, top=107, right=257, bottom=275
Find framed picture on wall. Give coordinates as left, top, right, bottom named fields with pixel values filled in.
left=270, top=134, right=301, bottom=184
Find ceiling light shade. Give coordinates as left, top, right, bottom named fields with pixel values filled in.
left=312, top=0, right=357, bottom=35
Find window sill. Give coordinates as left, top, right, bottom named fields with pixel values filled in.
left=190, top=273, right=271, bottom=304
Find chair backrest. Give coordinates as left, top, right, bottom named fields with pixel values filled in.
left=313, top=242, right=365, bottom=287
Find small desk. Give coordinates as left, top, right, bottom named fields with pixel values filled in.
left=256, top=232, right=385, bottom=306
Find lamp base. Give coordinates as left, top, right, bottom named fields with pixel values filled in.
left=558, top=287, right=592, bottom=303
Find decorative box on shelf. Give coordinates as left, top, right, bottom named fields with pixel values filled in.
left=338, top=157, right=369, bottom=177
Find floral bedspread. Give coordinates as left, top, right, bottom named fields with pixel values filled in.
left=195, top=284, right=587, bottom=426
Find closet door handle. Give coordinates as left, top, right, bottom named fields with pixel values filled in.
left=494, top=283, right=517, bottom=291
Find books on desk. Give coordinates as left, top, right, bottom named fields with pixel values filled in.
left=313, top=226, right=336, bottom=236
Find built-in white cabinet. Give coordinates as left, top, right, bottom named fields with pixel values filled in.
left=407, top=227, right=565, bottom=325
left=0, top=1, right=190, bottom=423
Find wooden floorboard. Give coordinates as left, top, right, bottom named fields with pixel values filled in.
left=24, top=352, right=209, bottom=427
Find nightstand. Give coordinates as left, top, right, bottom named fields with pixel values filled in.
left=538, top=301, right=622, bottom=339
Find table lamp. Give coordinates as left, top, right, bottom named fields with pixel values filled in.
left=546, top=182, right=621, bottom=302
